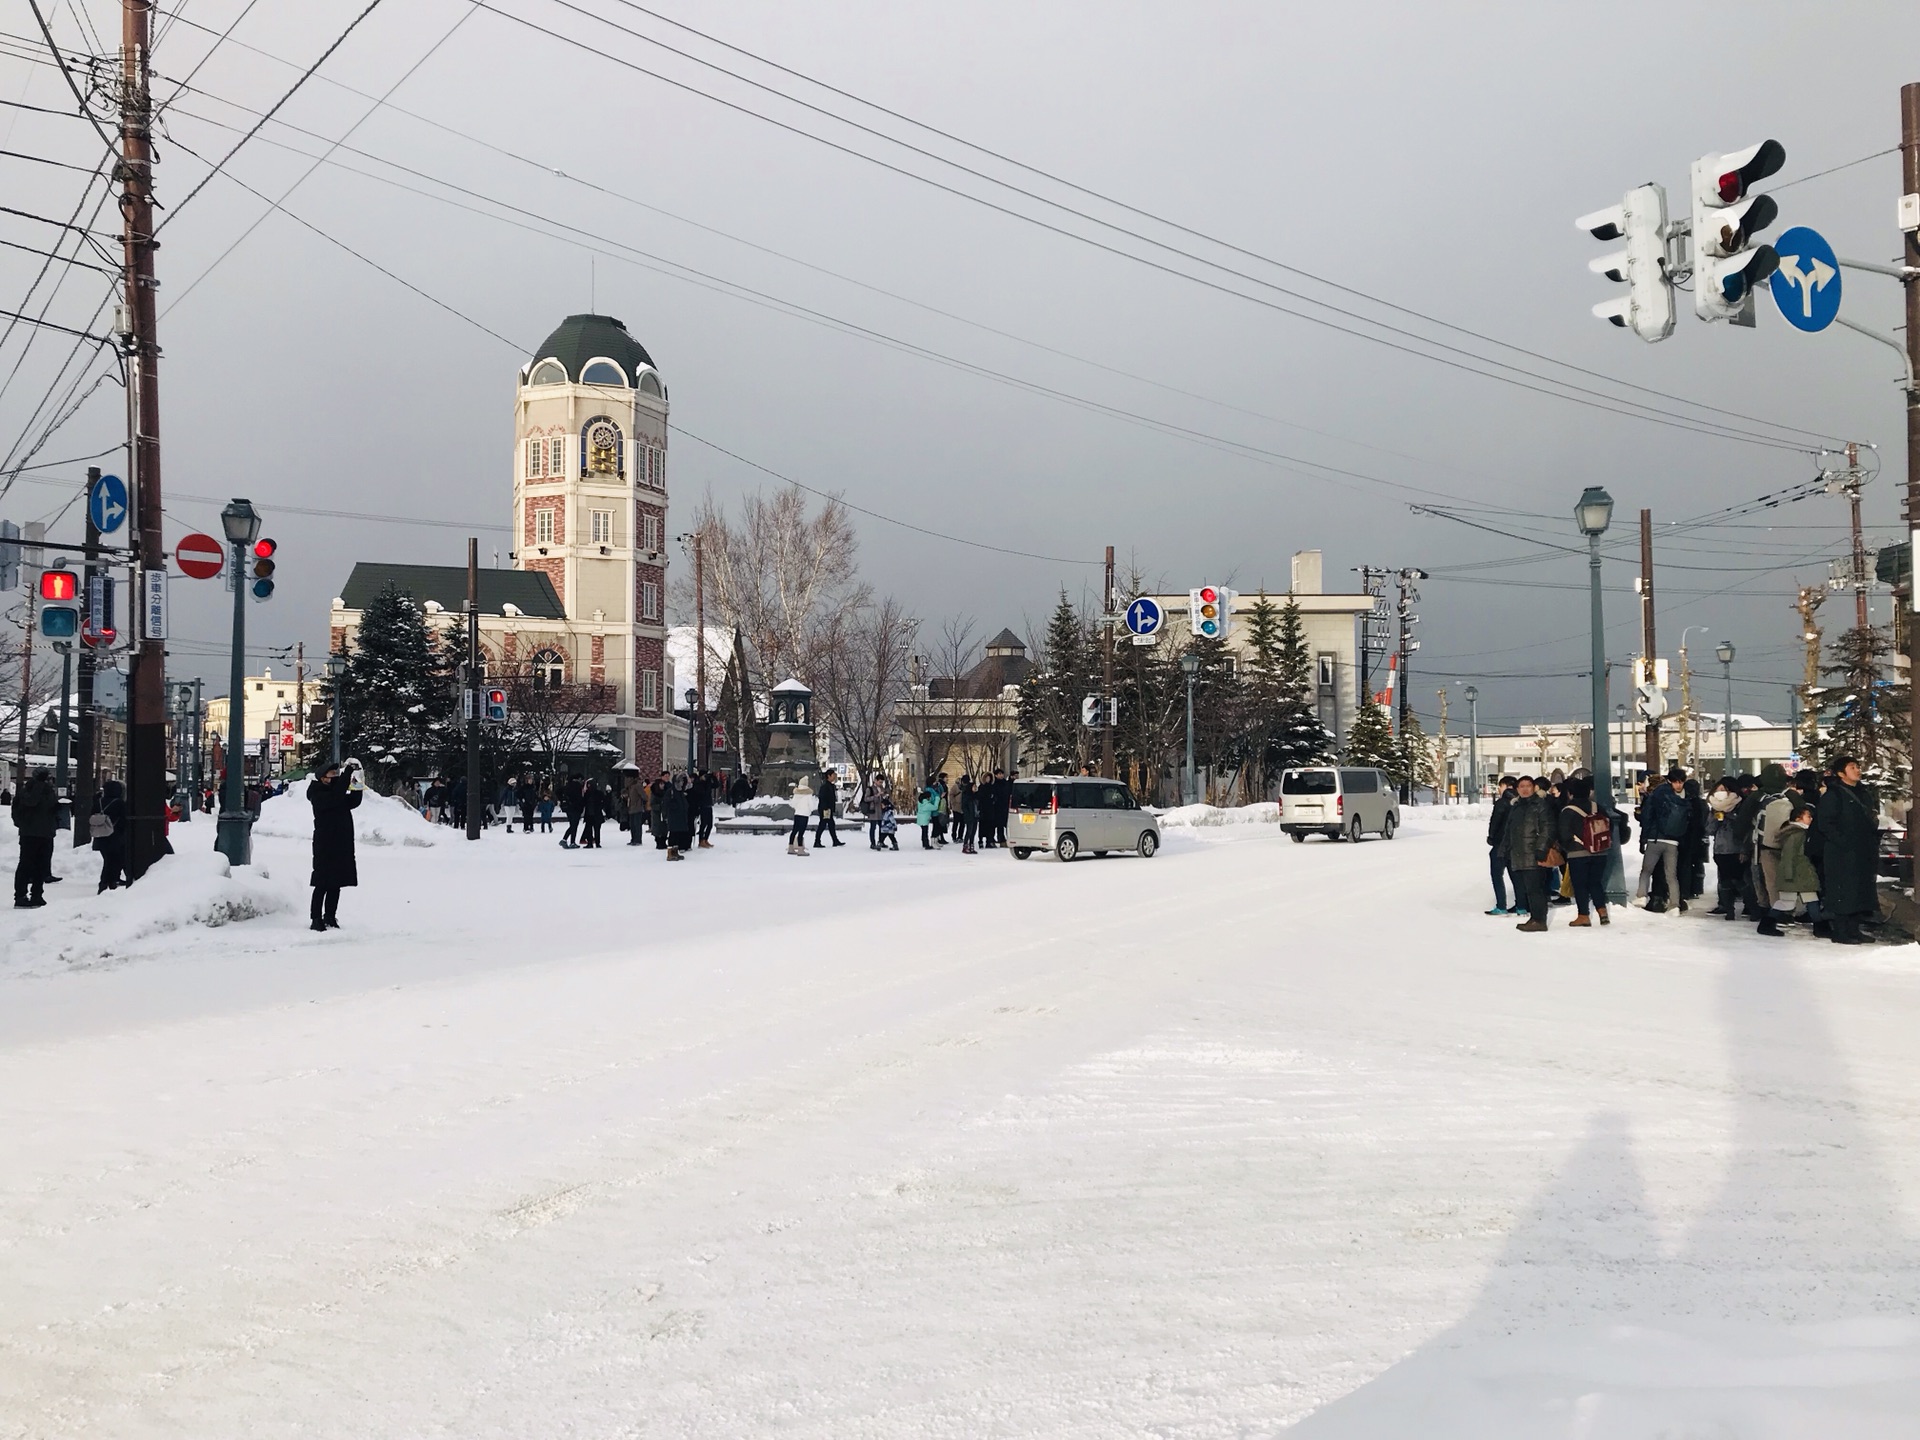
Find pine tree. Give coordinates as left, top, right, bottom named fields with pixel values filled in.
left=1389, top=711, right=1436, bottom=797
left=1272, top=594, right=1335, bottom=772
left=1816, top=623, right=1910, bottom=799
left=1187, top=633, right=1242, bottom=778
left=338, top=582, right=455, bottom=791
left=1018, top=592, right=1092, bottom=771
left=1344, top=697, right=1396, bottom=772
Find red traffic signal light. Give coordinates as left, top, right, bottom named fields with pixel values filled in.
left=486, top=688, right=506, bottom=705
left=38, top=568, right=77, bottom=601
left=253, top=538, right=277, bottom=559
left=1199, top=586, right=1218, bottom=604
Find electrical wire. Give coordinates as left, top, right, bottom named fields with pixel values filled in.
left=1773, top=148, right=1900, bottom=192
left=21, top=0, right=117, bottom=155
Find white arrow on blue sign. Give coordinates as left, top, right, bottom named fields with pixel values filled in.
left=1768, top=226, right=1842, bottom=333
left=1123, top=596, right=1163, bottom=637
left=88, top=472, right=128, bottom=534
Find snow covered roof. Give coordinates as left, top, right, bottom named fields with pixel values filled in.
left=665, top=625, right=735, bottom=710
left=772, top=676, right=811, bottom=694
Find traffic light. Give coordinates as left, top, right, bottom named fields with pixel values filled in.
left=1690, top=140, right=1785, bottom=324
left=483, top=687, right=509, bottom=724
left=38, top=565, right=79, bottom=638
left=250, top=537, right=276, bottom=600
left=1576, top=183, right=1674, bottom=342
left=1188, top=586, right=1236, bottom=638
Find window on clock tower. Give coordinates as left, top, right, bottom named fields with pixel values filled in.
left=534, top=508, right=555, bottom=545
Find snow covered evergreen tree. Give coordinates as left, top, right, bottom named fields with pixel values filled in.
left=1815, top=623, right=1910, bottom=799
left=339, top=582, right=455, bottom=791
left=1344, top=697, right=1396, bottom=772
left=1018, top=593, right=1092, bottom=772
left=1388, top=711, right=1436, bottom=798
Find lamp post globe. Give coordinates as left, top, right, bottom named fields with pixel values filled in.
left=219, top=497, right=261, bottom=547
left=1575, top=486, right=1614, bottom=538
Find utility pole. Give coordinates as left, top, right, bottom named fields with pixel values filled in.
left=73, top=468, right=101, bottom=845
left=1901, top=81, right=1920, bottom=839
left=293, top=640, right=305, bottom=772
left=1796, top=586, right=1826, bottom=760
left=1393, top=568, right=1427, bottom=803
left=1639, top=509, right=1660, bottom=777
left=120, top=0, right=168, bottom=878
left=1463, top=684, right=1479, bottom=800
left=693, top=530, right=707, bottom=771
left=1101, top=545, right=1115, bottom=781
left=465, top=537, right=481, bottom=841
left=1435, top=688, right=1449, bottom=800
left=191, top=676, right=203, bottom=807
left=1352, top=565, right=1390, bottom=705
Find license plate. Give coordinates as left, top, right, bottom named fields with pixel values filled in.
left=1019, top=812, right=1035, bottom=824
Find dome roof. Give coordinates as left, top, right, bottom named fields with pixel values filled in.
left=526, top=313, right=655, bottom=385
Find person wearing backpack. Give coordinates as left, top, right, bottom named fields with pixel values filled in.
left=1556, top=776, right=1612, bottom=926
left=90, top=779, right=130, bottom=892
left=1749, top=764, right=1794, bottom=917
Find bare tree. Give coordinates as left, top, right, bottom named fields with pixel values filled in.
left=895, top=617, right=1014, bottom=786
left=681, top=486, right=870, bottom=697
left=812, top=595, right=917, bottom=799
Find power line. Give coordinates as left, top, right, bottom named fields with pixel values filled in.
left=1773, top=148, right=1900, bottom=191
left=461, top=0, right=1822, bottom=454
left=21, top=0, right=118, bottom=155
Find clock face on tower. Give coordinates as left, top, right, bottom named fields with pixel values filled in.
left=586, top=421, right=621, bottom=476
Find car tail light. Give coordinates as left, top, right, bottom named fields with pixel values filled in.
left=1050, top=791, right=1059, bottom=813
left=1336, top=794, right=1344, bottom=815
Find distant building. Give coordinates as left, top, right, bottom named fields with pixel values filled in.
left=893, top=628, right=1032, bottom=787
left=327, top=313, right=672, bottom=769
left=203, top=667, right=325, bottom=752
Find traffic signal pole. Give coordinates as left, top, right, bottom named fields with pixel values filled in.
left=1640, top=510, right=1660, bottom=778
left=466, top=538, right=482, bottom=841
left=1102, top=545, right=1115, bottom=782
left=1903, top=81, right=1920, bottom=851
left=121, top=0, right=169, bottom=879
left=73, top=468, right=100, bottom=845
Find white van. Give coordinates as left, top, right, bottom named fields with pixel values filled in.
left=1278, top=767, right=1400, bottom=842
left=1007, top=776, right=1161, bottom=861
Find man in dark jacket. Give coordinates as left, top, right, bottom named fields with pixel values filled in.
left=694, top=769, right=716, bottom=848
left=814, top=769, right=844, bottom=847
left=728, top=771, right=756, bottom=806
left=1485, top=776, right=1518, bottom=915
left=1636, top=768, right=1690, bottom=912
left=307, top=761, right=363, bottom=931
left=11, top=767, right=60, bottom=908
left=560, top=773, right=586, bottom=849
left=91, top=779, right=130, bottom=893
left=1816, top=756, right=1880, bottom=945
left=1502, top=776, right=1556, bottom=931
left=661, top=773, right=693, bottom=860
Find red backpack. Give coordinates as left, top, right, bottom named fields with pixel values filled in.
left=1580, top=809, right=1613, bottom=854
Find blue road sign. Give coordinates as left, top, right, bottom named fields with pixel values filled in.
left=88, top=472, right=128, bottom=533
left=1124, top=596, right=1164, bottom=637
left=1768, top=226, right=1842, bottom=333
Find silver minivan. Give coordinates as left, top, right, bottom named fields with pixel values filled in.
left=1008, top=776, right=1161, bottom=861
left=1278, top=766, right=1400, bottom=842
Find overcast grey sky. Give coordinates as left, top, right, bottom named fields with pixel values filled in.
left=2, top=0, right=1914, bottom=730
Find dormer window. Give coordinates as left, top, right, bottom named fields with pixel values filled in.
left=638, top=369, right=663, bottom=398
left=528, top=359, right=566, bottom=386
left=581, top=359, right=627, bottom=386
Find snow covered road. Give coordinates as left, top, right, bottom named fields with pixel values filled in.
left=4, top=804, right=1920, bottom=1436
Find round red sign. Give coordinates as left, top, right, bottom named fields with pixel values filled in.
left=175, top=532, right=225, bottom=580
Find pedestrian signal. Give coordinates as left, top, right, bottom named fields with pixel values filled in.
left=38, top=565, right=79, bottom=637
left=483, top=687, right=509, bottom=723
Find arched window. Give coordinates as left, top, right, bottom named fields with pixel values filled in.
left=638, top=369, right=663, bottom=398
left=581, top=359, right=627, bottom=386
left=528, top=359, right=566, bottom=386
left=530, top=649, right=566, bottom=691
left=581, top=417, right=623, bottom=477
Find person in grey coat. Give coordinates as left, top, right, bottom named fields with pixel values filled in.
left=1502, top=775, right=1557, bottom=932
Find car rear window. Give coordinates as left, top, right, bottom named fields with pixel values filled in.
left=1282, top=770, right=1338, bottom=794
left=1010, top=781, right=1054, bottom=811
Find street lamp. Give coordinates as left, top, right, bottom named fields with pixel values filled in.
left=1180, top=650, right=1199, bottom=806
left=215, top=498, right=261, bottom=866
left=326, top=648, right=347, bottom=768
left=1615, top=702, right=1627, bottom=792
left=1575, top=486, right=1625, bottom=904
left=685, top=687, right=699, bottom=772
left=1678, top=624, right=1713, bottom=770
left=1716, top=640, right=1737, bottom=772
left=1462, top=684, right=1479, bottom=799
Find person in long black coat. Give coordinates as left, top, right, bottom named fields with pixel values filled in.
left=1815, top=755, right=1879, bottom=945
left=91, top=778, right=130, bottom=892
left=308, top=761, right=363, bottom=932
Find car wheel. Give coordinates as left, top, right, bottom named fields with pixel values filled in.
left=1349, top=816, right=1364, bottom=843
left=1289, top=831, right=1305, bottom=843
left=1056, top=833, right=1079, bottom=862
left=1382, top=814, right=1397, bottom=840
left=1138, top=830, right=1159, bottom=858
left=1011, top=847, right=1032, bottom=860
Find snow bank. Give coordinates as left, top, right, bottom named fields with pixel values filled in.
left=1289, top=1319, right=1920, bottom=1438
left=730, top=795, right=795, bottom=820
left=1, top=848, right=293, bottom=976
left=1155, top=801, right=1280, bottom=828
left=251, top=786, right=447, bottom=848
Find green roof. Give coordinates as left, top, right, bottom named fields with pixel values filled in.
left=339, top=564, right=566, bottom=620
left=527, top=313, right=655, bottom=385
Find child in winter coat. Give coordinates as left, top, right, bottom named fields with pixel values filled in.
left=1760, top=802, right=1823, bottom=937
left=878, top=799, right=899, bottom=851
left=914, top=789, right=937, bottom=849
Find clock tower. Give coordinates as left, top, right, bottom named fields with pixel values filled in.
left=512, top=313, right=670, bottom=771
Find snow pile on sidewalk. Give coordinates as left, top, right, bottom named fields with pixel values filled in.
left=252, top=787, right=446, bottom=847
left=1155, top=801, right=1279, bottom=827
left=1, top=848, right=293, bottom=976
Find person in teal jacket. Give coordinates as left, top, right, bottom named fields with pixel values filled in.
left=914, top=788, right=938, bottom=849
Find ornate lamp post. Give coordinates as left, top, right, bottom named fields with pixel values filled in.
left=326, top=648, right=347, bottom=767
left=215, top=498, right=261, bottom=866
left=1575, top=486, right=1625, bottom=904
left=1463, top=684, right=1480, bottom=799
left=1717, top=640, right=1737, bottom=773
left=685, top=687, right=699, bottom=773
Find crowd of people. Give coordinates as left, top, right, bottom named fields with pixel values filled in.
left=1484, top=757, right=1886, bottom=943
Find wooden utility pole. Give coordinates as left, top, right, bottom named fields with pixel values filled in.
left=1795, top=586, right=1825, bottom=759
left=1434, top=688, right=1449, bottom=798
left=121, top=0, right=168, bottom=877
left=1844, top=441, right=1871, bottom=632
left=1101, top=545, right=1114, bottom=780
left=73, top=468, right=102, bottom=844
left=1639, top=509, right=1659, bottom=778
left=293, top=640, right=305, bottom=772
left=465, top=538, right=481, bottom=841
left=693, top=530, right=707, bottom=771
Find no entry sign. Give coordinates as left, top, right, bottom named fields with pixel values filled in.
left=175, top=532, right=225, bottom=580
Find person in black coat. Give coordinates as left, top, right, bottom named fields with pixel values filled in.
left=1484, top=776, right=1518, bottom=915
left=91, top=778, right=130, bottom=893
left=813, top=769, right=844, bottom=847
left=581, top=781, right=607, bottom=848
left=307, top=761, right=363, bottom=931
left=1815, top=756, right=1879, bottom=944
left=560, top=773, right=586, bottom=849
left=661, top=773, right=694, bottom=859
